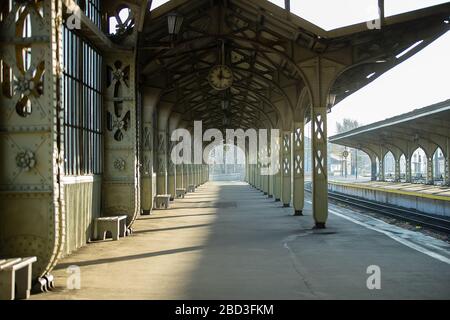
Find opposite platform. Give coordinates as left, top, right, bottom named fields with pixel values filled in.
left=329, top=181, right=450, bottom=217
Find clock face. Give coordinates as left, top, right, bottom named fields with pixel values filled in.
left=207, top=65, right=233, bottom=91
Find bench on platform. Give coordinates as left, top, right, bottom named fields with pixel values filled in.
left=155, top=194, right=171, bottom=209
left=0, top=257, right=37, bottom=300
left=187, top=185, right=195, bottom=193
left=94, top=215, right=127, bottom=241
left=176, top=188, right=186, bottom=198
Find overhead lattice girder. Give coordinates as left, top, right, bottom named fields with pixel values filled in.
left=140, top=1, right=318, bottom=129
left=324, top=12, right=449, bottom=104
left=143, top=1, right=450, bottom=98
left=185, top=102, right=274, bottom=127
left=144, top=47, right=298, bottom=127
left=166, top=84, right=278, bottom=117
left=164, top=81, right=283, bottom=127
left=185, top=96, right=276, bottom=126
left=161, top=64, right=291, bottom=105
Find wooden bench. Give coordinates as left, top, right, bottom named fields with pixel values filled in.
left=154, top=194, right=171, bottom=209
left=187, top=185, right=195, bottom=193
left=0, top=257, right=37, bottom=300
left=94, top=215, right=128, bottom=241
left=176, top=188, right=186, bottom=198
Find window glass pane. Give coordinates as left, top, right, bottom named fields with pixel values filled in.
left=62, top=25, right=103, bottom=175
left=75, top=0, right=101, bottom=28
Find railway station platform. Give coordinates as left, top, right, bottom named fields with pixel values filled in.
left=328, top=181, right=450, bottom=217
left=329, top=181, right=450, bottom=199
left=30, top=181, right=450, bottom=300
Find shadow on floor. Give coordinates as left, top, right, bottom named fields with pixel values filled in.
left=133, top=223, right=213, bottom=234
left=138, top=213, right=217, bottom=220
left=55, top=245, right=205, bottom=270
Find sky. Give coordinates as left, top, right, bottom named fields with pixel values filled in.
left=150, top=0, right=450, bottom=135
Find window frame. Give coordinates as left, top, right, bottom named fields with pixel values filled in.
left=62, top=24, right=103, bottom=176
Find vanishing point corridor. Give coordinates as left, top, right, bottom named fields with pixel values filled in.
left=31, top=181, right=450, bottom=300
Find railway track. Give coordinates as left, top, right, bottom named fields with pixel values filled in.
left=305, top=187, right=450, bottom=234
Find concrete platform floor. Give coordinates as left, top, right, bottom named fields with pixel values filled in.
left=330, top=180, right=450, bottom=198
left=31, top=181, right=450, bottom=300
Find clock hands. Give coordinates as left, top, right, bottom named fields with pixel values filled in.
left=208, top=65, right=233, bottom=90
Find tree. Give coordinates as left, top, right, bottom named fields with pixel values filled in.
left=336, top=118, right=360, bottom=134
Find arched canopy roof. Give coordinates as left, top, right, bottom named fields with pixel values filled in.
left=137, top=0, right=450, bottom=129
left=329, top=99, right=450, bottom=158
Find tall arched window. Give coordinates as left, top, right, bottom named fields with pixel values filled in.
left=62, top=25, right=103, bottom=175
left=399, top=154, right=406, bottom=181
left=433, top=147, right=445, bottom=183
left=411, top=147, right=427, bottom=183
left=384, top=151, right=395, bottom=181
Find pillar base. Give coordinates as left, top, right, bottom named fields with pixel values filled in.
left=263, top=192, right=267, bottom=195
left=282, top=203, right=289, bottom=207
left=267, top=195, right=273, bottom=198
left=314, top=222, right=326, bottom=229
left=274, top=198, right=280, bottom=202
left=294, top=210, right=303, bottom=216
left=43, top=274, right=55, bottom=290
left=32, top=277, right=49, bottom=293
left=141, top=209, right=151, bottom=215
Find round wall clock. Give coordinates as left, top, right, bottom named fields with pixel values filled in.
left=207, top=65, right=233, bottom=91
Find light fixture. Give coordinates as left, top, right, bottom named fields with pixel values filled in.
left=167, top=12, right=183, bottom=36
left=326, top=93, right=336, bottom=106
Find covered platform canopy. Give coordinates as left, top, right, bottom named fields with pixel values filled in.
left=138, top=0, right=450, bottom=227
left=329, top=99, right=450, bottom=185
